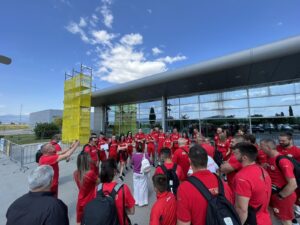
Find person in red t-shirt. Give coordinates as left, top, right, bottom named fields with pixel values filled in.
left=244, top=133, right=268, bottom=167
left=216, top=133, right=231, bottom=160
left=109, top=135, right=118, bottom=161
left=96, top=132, right=108, bottom=162
left=150, top=174, right=177, bottom=225
left=232, top=142, right=272, bottom=225
left=177, top=145, right=233, bottom=225
left=73, top=152, right=99, bottom=224
left=99, top=159, right=135, bottom=225
left=277, top=132, right=300, bottom=162
left=214, top=127, right=223, bottom=146
left=146, top=131, right=156, bottom=163
left=181, top=130, right=190, bottom=146
left=260, top=139, right=297, bottom=224
left=172, top=138, right=190, bottom=180
left=39, top=140, right=80, bottom=197
left=126, top=131, right=134, bottom=159
left=157, top=129, right=165, bottom=156
left=50, top=134, right=62, bottom=152
left=118, top=134, right=128, bottom=180
left=135, top=129, right=146, bottom=151
left=199, top=138, right=215, bottom=158
left=155, top=147, right=185, bottom=182
left=84, top=136, right=100, bottom=175
left=219, top=135, right=245, bottom=189
left=164, top=132, right=172, bottom=149
left=192, top=128, right=199, bottom=144
left=170, top=128, right=180, bottom=154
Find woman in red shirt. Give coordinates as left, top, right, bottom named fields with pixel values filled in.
left=109, top=135, right=118, bottom=161
left=118, top=134, right=128, bottom=180
left=181, top=131, right=190, bottom=146
left=126, top=131, right=134, bottom=160
left=100, top=159, right=135, bottom=225
left=74, top=152, right=100, bottom=224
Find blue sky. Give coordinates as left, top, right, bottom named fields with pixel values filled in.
left=0, top=0, right=300, bottom=116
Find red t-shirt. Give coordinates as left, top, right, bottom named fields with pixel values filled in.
left=146, top=134, right=155, bottom=148
left=214, top=134, right=219, bottom=145
left=164, top=138, right=172, bottom=149
left=151, top=131, right=160, bottom=143
left=109, top=140, right=118, bottom=159
left=155, top=162, right=185, bottom=182
left=177, top=170, right=233, bottom=225
left=277, top=145, right=300, bottom=162
left=135, top=133, right=145, bottom=142
left=158, top=133, right=166, bottom=152
left=226, top=154, right=243, bottom=189
left=257, top=149, right=268, bottom=165
left=216, top=140, right=230, bottom=159
left=170, top=133, right=180, bottom=149
left=266, top=154, right=295, bottom=188
left=201, top=143, right=215, bottom=158
left=125, top=137, right=134, bottom=151
left=84, top=144, right=98, bottom=162
left=74, top=170, right=98, bottom=223
left=233, top=164, right=272, bottom=225
left=50, top=141, right=61, bottom=152
left=172, top=146, right=190, bottom=180
left=102, top=182, right=135, bottom=225
left=39, top=154, right=59, bottom=193
left=150, top=192, right=176, bottom=225
left=97, top=138, right=107, bottom=150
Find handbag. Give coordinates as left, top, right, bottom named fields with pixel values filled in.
left=140, top=153, right=151, bottom=174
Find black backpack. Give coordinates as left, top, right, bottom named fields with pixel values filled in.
left=276, top=155, right=300, bottom=187
left=81, top=183, right=131, bottom=225
left=213, top=148, right=223, bottom=167
left=160, top=164, right=180, bottom=195
left=187, top=174, right=242, bottom=225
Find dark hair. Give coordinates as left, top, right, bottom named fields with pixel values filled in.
left=244, top=134, right=256, bottom=144
left=160, top=148, right=171, bottom=159
left=99, top=131, right=104, bottom=136
left=100, top=159, right=117, bottom=183
left=119, top=133, right=125, bottom=142
left=127, top=131, right=132, bottom=137
left=260, top=138, right=276, bottom=150
left=189, top=144, right=208, bottom=169
left=233, top=142, right=258, bottom=162
left=136, top=143, right=143, bottom=152
left=76, top=152, right=91, bottom=184
left=279, top=132, right=292, bottom=140
left=89, top=137, right=95, bottom=142
left=182, top=130, right=189, bottom=138
left=152, top=174, right=168, bottom=193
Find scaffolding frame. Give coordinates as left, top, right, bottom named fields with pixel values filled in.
left=62, top=64, right=92, bottom=144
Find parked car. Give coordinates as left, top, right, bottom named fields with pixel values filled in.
left=250, top=125, right=265, bottom=133
left=264, top=123, right=275, bottom=132
left=278, top=124, right=293, bottom=132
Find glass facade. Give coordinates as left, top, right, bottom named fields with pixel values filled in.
left=105, top=81, right=300, bottom=139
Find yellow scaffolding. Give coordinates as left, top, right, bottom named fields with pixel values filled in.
left=62, top=66, right=92, bottom=144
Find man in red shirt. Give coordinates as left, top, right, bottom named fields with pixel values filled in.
left=155, top=147, right=185, bottom=182
left=39, top=140, right=80, bottom=197
left=177, top=145, right=233, bottom=225
left=50, top=134, right=62, bottom=152
left=277, top=132, right=300, bottom=162
left=219, top=135, right=245, bottom=189
left=170, top=128, right=180, bottom=154
left=146, top=131, right=155, bottom=163
left=97, top=132, right=108, bottom=162
left=196, top=136, right=215, bottom=158
left=232, top=142, right=272, bottom=225
left=135, top=128, right=146, bottom=151
left=172, top=138, right=190, bottom=180
left=150, top=174, right=177, bottom=225
left=260, top=138, right=297, bottom=225
left=157, top=129, right=165, bottom=156
left=214, top=127, right=223, bottom=146
left=164, top=132, right=172, bottom=149
left=84, top=136, right=100, bottom=175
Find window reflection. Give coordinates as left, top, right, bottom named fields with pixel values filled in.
left=250, top=106, right=292, bottom=117
left=180, top=112, right=199, bottom=120
left=200, top=93, right=219, bottom=103
left=222, top=90, right=247, bottom=100
left=249, top=87, right=268, bottom=97
left=250, top=95, right=295, bottom=107
left=180, top=104, right=199, bottom=112
left=180, top=95, right=199, bottom=104
left=167, top=98, right=179, bottom=106
left=270, top=83, right=295, bottom=95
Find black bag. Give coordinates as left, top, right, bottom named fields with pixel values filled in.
left=213, top=148, right=223, bottom=167
left=187, top=174, right=242, bottom=225
left=81, top=183, right=122, bottom=225
left=160, top=164, right=180, bottom=195
left=276, top=155, right=300, bottom=187
left=35, top=149, right=42, bottom=163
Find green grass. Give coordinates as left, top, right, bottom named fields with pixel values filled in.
left=0, top=124, right=29, bottom=131
left=3, top=134, right=50, bottom=145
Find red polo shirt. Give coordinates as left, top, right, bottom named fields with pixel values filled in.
left=164, top=138, right=172, bottom=149
left=226, top=154, right=243, bottom=189
left=154, top=162, right=185, bottom=182
left=277, top=145, right=300, bottom=162
left=102, top=182, right=135, bottom=225
left=150, top=191, right=176, bottom=225
left=109, top=140, right=118, bottom=160
left=170, top=133, right=180, bottom=151
left=201, top=143, right=215, bottom=158
left=233, top=164, right=272, bottom=225
left=74, top=170, right=97, bottom=223
left=172, top=146, right=190, bottom=180
left=39, top=154, right=59, bottom=196
left=177, top=170, right=233, bottom=225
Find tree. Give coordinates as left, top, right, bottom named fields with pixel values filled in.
left=149, top=107, right=156, bottom=128
left=289, top=106, right=294, bottom=117
left=53, top=117, right=62, bottom=130
left=34, top=122, right=60, bottom=139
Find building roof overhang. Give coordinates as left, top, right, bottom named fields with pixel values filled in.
left=92, top=35, right=300, bottom=106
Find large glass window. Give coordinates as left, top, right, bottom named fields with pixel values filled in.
left=270, top=83, right=295, bottom=95
left=249, top=87, right=268, bottom=97
left=222, top=90, right=247, bottom=100
left=250, top=95, right=295, bottom=107
left=180, top=104, right=199, bottom=112
left=180, top=95, right=199, bottom=104
left=200, top=93, right=220, bottom=103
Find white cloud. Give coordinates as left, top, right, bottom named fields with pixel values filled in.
left=86, top=50, right=92, bottom=56
left=91, top=30, right=116, bottom=45
left=152, top=47, right=163, bottom=55
left=158, top=55, right=187, bottom=64
left=66, top=21, right=90, bottom=43
left=79, top=17, right=87, bottom=27
left=147, top=9, right=152, bottom=14
left=120, top=33, right=143, bottom=46
left=101, top=5, right=113, bottom=28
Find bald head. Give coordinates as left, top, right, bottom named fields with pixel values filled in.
left=41, top=144, right=56, bottom=155
left=178, top=138, right=187, bottom=146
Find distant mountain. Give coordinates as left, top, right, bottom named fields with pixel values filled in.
left=0, top=114, right=29, bottom=124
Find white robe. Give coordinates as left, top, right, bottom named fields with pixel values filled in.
left=133, top=172, right=148, bottom=206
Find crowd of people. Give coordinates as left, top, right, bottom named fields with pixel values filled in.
left=5, top=127, right=300, bottom=225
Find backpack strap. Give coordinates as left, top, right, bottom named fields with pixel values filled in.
left=187, top=176, right=213, bottom=201
left=110, top=182, right=124, bottom=200
left=214, top=173, right=225, bottom=196
left=160, top=164, right=168, bottom=175
left=275, top=155, right=288, bottom=172
left=172, top=163, right=177, bottom=172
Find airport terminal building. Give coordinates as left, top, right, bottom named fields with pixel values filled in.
left=91, top=36, right=300, bottom=138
